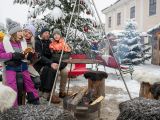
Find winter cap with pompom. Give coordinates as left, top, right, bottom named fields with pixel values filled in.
left=24, top=24, right=36, bottom=36
left=6, top=18, right=22, bottom=35
left=53, top=28, right=62, bottom=37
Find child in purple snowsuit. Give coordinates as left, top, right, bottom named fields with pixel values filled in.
left=0, top=18, right=39, bottom=107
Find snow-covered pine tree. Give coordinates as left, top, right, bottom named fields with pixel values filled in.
left=0, top=23, right=6, bottom=33
left=13, top=0, right=98, bottom=57
left=115, top=20, right=143, bottom=65
left=141, top=42, right=151, bottom=63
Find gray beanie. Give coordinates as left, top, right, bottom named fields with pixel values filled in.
left=53, top=28, right=62, bottom=36
left=6, top=18, right=22, bottom=35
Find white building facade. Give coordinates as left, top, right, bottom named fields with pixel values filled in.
left=102, top=0, right=160, bottom=32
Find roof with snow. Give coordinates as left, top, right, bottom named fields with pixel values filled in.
left=106, top=30, right=124, bottom=39
left=102, top=0, right=120, bottom=13
left=148, top=22, right=160, bottom=34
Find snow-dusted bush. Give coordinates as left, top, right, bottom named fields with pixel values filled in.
left=0, top=84, right=16, bottom=112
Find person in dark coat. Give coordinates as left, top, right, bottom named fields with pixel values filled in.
left=34, top=28, right=60, bottom=104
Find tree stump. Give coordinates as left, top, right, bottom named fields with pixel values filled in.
left=0, top=104, right=76, bottom=120
left=117, top=97, right=160, bottom=120
left=139, top=82, right=153, bottom=99
left=84, top=71, right=108, bottom=97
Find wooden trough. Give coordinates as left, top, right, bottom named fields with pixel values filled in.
left=63, top=71, right=108, bottom=118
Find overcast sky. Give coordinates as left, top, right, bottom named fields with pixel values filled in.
left=0, top=0, right=117, bottom=25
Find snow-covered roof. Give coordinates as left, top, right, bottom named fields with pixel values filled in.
left=148, top=22, right=160, bottom=33
left=107, top=30, right=150, bottom=38
left=102, top=0, right=129, bottom=14
left=139, top=32, right=151, bottom=37
left=107, top=30, right=124, bottom=37
left=102, top=0, right=120, bottom=13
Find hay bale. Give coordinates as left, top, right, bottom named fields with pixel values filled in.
left=117, top=97, right=160, bottom=120
left=0, top=104, right=76, bottom=120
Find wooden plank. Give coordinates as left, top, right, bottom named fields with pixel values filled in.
left=71, top=88, right=87, bottom=105
left=90, top=96, right=104, bottom=106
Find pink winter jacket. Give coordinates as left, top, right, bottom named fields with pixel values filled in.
left=0, top=42, right=13, bottom=61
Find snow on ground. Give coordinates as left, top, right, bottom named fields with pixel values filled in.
left=64, top=64, right=141, bottom=102
left=1, top=63, right=158, bottom=103
left=133, top=63, right=160, bottom=84
left=69, top=63, right=160, bottom=102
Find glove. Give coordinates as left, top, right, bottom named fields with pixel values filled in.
left=12, top=52, right=25, bottom=60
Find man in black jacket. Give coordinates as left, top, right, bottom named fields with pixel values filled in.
left=34, top=28, right=60, bottom=104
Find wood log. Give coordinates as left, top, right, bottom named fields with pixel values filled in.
left=71, top=88, right=87, bottom=105
left=84, top=71, right=107, bottom=97
left=88, top=79, right=105, bottom=97
left=139, top=82, right=153, bottom=99
left=90, top=96, right=104, bottom=106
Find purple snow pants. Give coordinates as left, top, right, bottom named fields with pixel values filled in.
left=5, top=70, right=39, bottom=107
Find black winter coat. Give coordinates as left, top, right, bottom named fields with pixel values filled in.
left=34, top=37, right=67, bottom=71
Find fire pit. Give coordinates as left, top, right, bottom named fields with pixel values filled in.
left=63, top=71, right=108, bottom=118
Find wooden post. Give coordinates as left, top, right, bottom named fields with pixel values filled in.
left=139, top=82, right=153, bottom=99
left=22, top=92, right=26, bottom=105
left=158, top=34, right=160, bottom=65
left=88, top=79, right=105, bottom=98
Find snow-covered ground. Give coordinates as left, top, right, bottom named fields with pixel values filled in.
left=64, top=63, right=160, bottom=103
left=64, top=64, right=141, bottom=103
left=1, top=63, right=159, bottom=103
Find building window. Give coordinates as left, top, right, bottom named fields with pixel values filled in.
left=117, top=12, right=121, bottom=25
left=108, top=17, right=111, bottom=28
left=130, top=6, right=135, bottom=19
left=149, top=0, right=156, bottom=16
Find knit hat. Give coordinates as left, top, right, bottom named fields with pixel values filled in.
left=6, top=18, right=22, bottom=35
left=53, top=28, right=62, bottom=36
left=40, top=28, right=50, bottom=36
left=24, top=24, right=36, bottom=36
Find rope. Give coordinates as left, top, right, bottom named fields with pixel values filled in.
left=90, top=0, right=132, bottom=100
left=48, top=0, right=78, bottom=105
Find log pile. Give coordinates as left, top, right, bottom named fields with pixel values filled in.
left=0, top=104, right=76, bottom=120
left=117, top=97, right=160, bottom=120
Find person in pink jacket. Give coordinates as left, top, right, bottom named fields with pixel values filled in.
left=0, top=18, right=39, bottom=107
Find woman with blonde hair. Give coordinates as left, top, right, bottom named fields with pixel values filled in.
left=0, top=18, right=39, bottom=107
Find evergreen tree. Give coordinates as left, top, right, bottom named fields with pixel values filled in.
left=115, top=20, right=143, bottom=65
left=141, top=42, right=151, bottom=63
left=0, top=23, right=6, bottom=33
left=14, top=0, right=99, bottom=56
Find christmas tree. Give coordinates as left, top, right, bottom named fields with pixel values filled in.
left=141, top=42, right=151, bottom=63
left=115, top=20, right=143, bottom=65
left=0, top=23, right=6, bottom=33
left=13, top=0, right=99, bottom=57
